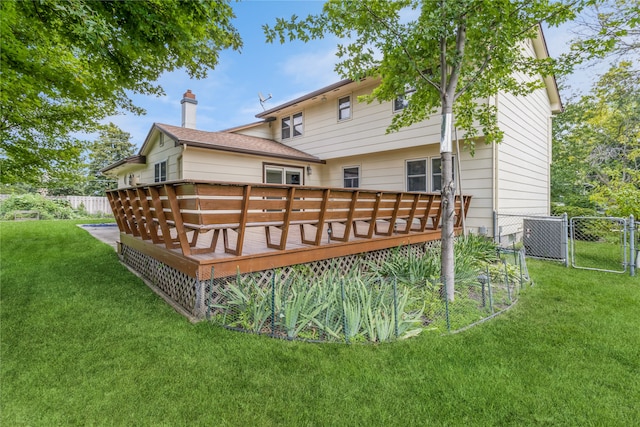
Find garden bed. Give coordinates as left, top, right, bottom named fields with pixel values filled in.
left=207, top=235, right=532, bottom=343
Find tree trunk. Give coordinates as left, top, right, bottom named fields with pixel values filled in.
left=440, top=111, right=456, bottom=301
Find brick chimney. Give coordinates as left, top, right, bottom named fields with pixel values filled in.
left=181, top=89, right=197, bottom=129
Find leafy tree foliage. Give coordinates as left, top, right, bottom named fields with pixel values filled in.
left=567, top=0, right=639, bottom=70
left=552, top=62, right=639, bottom=217
left=0, top=193, right=77, bottom=220
left=265, top=0, right=579, bottom=298
left=85, top=123, right=136, bottom=196
left=0, top=0, right=241, bottom=186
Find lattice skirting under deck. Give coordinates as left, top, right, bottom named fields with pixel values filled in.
left=120, top=241, right=439, bottom=319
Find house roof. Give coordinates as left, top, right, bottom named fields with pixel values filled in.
left=100, top=154, right=146, bottom=174
left=256, top=78, right=356, bottom=118
left=532, top=25, right=563, bottom=113
left=218, top=119, right=272, bottom=133
left=154, top=123, right=324, bottom=163
left=256, top=26, right=562, bottom=117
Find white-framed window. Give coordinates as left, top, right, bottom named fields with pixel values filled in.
left=293, top=112, right=303, bottom=137
left=343, top=166, right=359, bottom=188
left=338, top=96, right=351, bottom=121
left=406, top=159, right=427, bottom=192
left=282, top=112, right=303, bottom=139
left=281, top=116, right=291, bottom=139
left=431, top=156, right=455, bottom=192
left=393, top=86, right=416, bottom=112
left=264, top=165, right=303, bottom=185
left=154, top=160, right=167, bottom=183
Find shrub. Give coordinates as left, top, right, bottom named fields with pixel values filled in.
left=0, top=194, right=77, bottom=220
left=551, top=203, right=597, bottom=218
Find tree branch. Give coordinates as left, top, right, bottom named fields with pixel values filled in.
left=361, top=3, right=441, bottom=91
left=446, top=17, right=466, bottom=102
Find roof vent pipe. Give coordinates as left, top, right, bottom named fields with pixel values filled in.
left=181, top=90, right=197, bottom=129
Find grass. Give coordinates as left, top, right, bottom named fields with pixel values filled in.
left=572, top=239, right=628, bottom=272
left=2, top=220, right=639, bottom=426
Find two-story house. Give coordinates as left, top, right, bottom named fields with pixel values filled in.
left=102, top=27, right=561, bottom=240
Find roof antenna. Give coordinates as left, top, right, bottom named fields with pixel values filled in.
left=258, top=92, right=272, bottom=110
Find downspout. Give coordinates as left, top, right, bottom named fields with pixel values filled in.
left=180, top=143, right=187, bottom=180
left=492, top=94, right=500, bottom=239
left=547, top=115, right=552, bottom=215
left=454, top=127, right=467, bottom=236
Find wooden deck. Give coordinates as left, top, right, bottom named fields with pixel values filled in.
left=107, top=180, right=470, bottom=280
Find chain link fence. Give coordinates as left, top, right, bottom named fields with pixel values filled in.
left=495, top=211, right=637, bottom=276
left=204, top=242, right=532, bottom=342
left=494, top=212, right=568, bottom=263
left=570, top=216, right=629, bottom=273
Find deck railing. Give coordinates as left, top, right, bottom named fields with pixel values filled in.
left=107, top=180, right=471, bottom=258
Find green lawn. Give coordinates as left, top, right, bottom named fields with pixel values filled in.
left=2, top=221, right=639, bottom=426
left=572, top=239, right=628, bottom=272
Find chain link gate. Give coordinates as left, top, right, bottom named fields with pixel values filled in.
left=495, top=212, right=636, bottom=277
left=570, top=216, right=629, bottom=274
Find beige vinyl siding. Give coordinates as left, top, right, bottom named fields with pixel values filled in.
left=276, top=82, right=444, bottom=159
left=182, top=147, right=320, bottom=186
left=322, top=146, right=436, bottom=191
left=114, top=164, right=146, bottom=188
left=495, top=42, right=552, bottom=215
left=457, top=143, right=493, bottom=233
left=137, top=133, right=183, bottom=186
left=233, top=124, right=274, bottom=140
left=321, top=143, right=495, bottom=233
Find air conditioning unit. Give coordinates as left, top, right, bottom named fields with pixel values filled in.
left=523, top=218, right=567, bottom=259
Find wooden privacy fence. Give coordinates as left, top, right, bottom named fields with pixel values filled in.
left=107, top=180, right=471, bottom=258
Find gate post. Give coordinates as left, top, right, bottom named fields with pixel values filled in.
left=630, top=215, right=636, bottom=277
left=562, top=213, right=569, bottom=267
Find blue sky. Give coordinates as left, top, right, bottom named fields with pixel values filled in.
left=110, top=1, right=335, bottom=146
left=106, top=1, right=597, bottom=148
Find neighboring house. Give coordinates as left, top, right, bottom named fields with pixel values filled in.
left=102, top=27, right=561, bottom=240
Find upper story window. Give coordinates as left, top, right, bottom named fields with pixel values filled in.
left=406, top=159, right=427, bottom=192
left=154, top=160, right=167, bottom=183
left=282, top=112, right=303, bottom=139
left=338, top=96, right=351, bottom=121
left=343, top=166, right=359, bottom=188
left=394, top=86, right=416, bottom=112
left=281, top=117, right=291, bottom=139
left=293, top=112, right=303, bottom=136
left=431, top=156, right=455, bottom=192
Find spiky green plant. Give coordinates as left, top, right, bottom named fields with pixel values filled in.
left=276, top=274, right=326, bottom=339
left=212, top=272, right=272, bottom=333
left=454, top=234, right=499, bottom=266
left=366, top=246, right=440, bottom=286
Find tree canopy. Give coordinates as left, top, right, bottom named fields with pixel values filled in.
left=0, top=0, right=241, bottom=186
left=265, top=0, right=580, bottom=298
left=566, top=0, right=639, bottom=72
left=265, top=0, right=577, bottom=146
left=85, top=123, right=136, bottom=196
left=552, top=0, right=639, bottom=218
left=552, top=62, right=639, bottom=217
